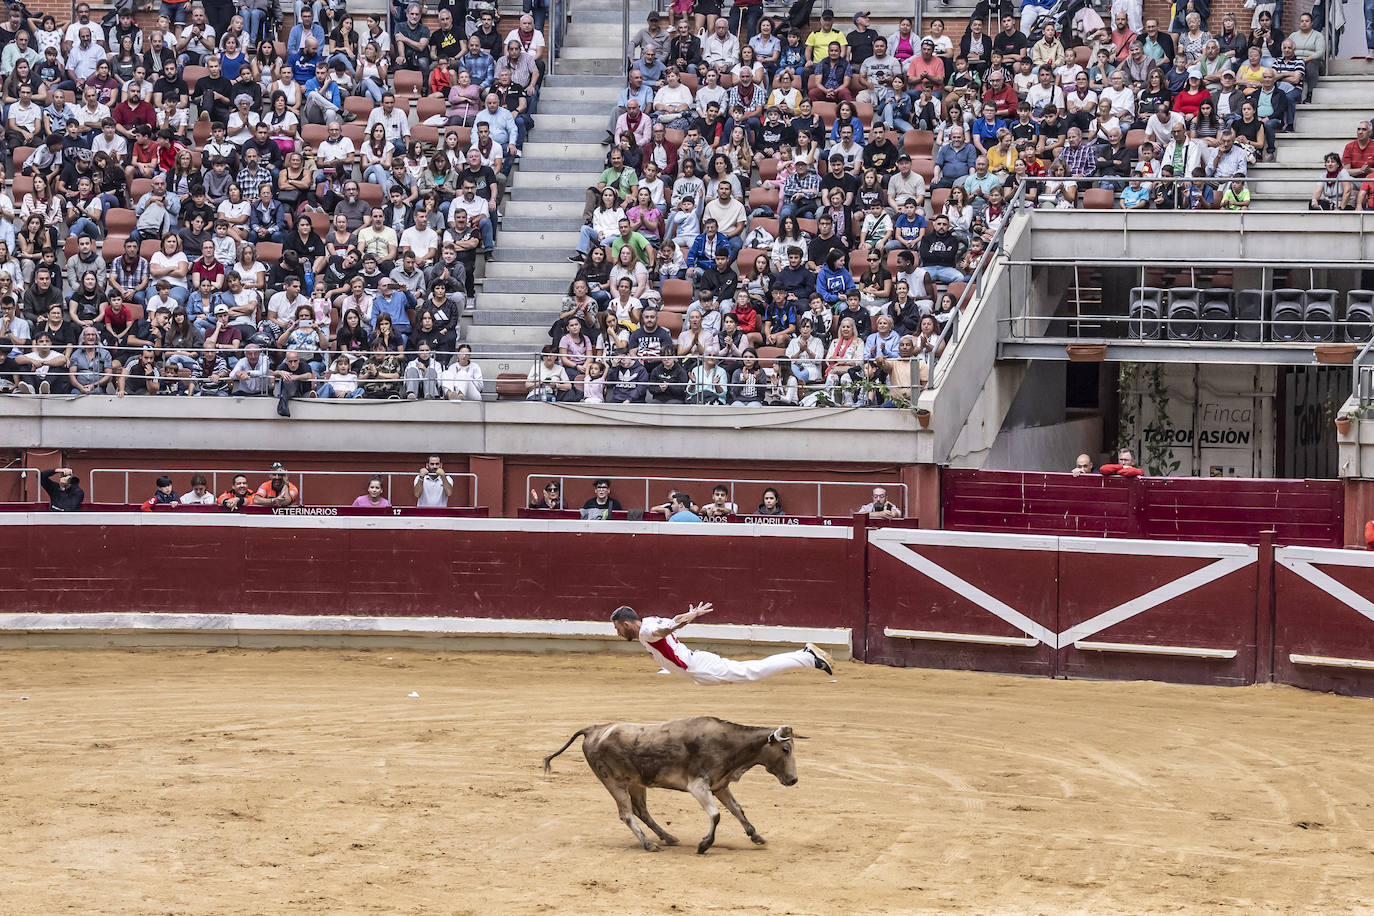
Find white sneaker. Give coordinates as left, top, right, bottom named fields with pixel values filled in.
left=15, top=381, right=33, bottom=394
left=38, top=380, right=50, bottom=394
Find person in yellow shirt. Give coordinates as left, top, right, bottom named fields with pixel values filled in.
left=766, top=67, right=803, bottom=113
left=805, top=9, right=848, bottom=63
left=1235, top=46, right=1266, bottom=95
left=986, top=127, right=1018, bottom=174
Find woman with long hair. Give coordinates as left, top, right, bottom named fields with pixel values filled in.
left=626, top=186, right=664, bottom=247
left=163, top=306, right=205, bottom=390
left=745, top=252, right=773, bottom=302
left=729, top=348, right=765, bottom=406
left=149, top=234, right=192, bottom=305
left=610, top=244, right=655, bottom=305
left=723, top=125, right=754, bottom=178
left=362, top=123, right=393, bottom=186
left=372, top=313, right=405, bottom=353
left=17, top=212, right=56, bottom=283
left=822, top=316, right=862, bottom=404
left=769, top=214, right=810, bottom=270
left=418, top=151, right=456, bottom=210
left=335, top=308, right=372, bottom=353
left=574, top=244, right=613, bottom=307
left=704, top=153, right=743, bottom=203
left=357, top=42, right=388, bottom=103
left=265, top=91, right=299, bottom=155
left=20, top=174, right=61, bottom=226
left=219, top=33, right=248, bottom=80
left=277, top=150, right=311, bottom=210
left=828, top=100, right=866, bottom=146
left=573, top=187, right=626, bottom=262
left=168, top=148, right=198, bottom=200
left=1191, top=98, right=1223, bottom=146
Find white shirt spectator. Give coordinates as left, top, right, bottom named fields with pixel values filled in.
left=505, top=27, right=546, bottom=54
left=366, top=106, right=410, bottom=143
left=91, top=133, right=128, bottom=161
left=399, top=225, right=439, bottom=261
left=1100, top=84, right=1135, bottom=119
left=318, top=135, right=356, bottom=165
left=180, top=23, right=216, bottom=58
left=702, top=32, right=739, bottom=69
left=268, top=290, right=308, bottom=323
left=441, top=360, right=484, bottom=401
left=414, top=471, right=454, bottom=507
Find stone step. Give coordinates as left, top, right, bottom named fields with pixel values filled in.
left=499, top=229, right=582, bottom=247
left=521, top=141, right=606, bottom=159
left=524, top=99, right=609, bottom=115
left=514, top=170, right=598, bottom=190
left=518, top=156, right=606, bottom=172
left=539, top=86, right=623, bottom=104
left=520, top=128, right=607, bottom=144
left=502, top=216, right=587, bottom=232
left=1310, top=81, right=1374, bottom=106
left=484, top=259, right=578, bottom=279
left=1275, top=135, right=1358, bottom=164
left=1247, top=165, right=1325, bottom=199
left=510, top=185, right=589, bottom=202
left=542, top=74, right=628, bottom=88
left=491, top=247, right=576, bottom=263
left=472, top=307, right=563, bottom=325
left=531, top=111, right=613, bottom=130
left=1328, top=59, right=1374, bottom=76
left=1295, top=109, right=1373, bottom=135
left=555, top=57, right=626, bottom=77
left=504, top=199, right=589, bottom=218
left=472, top=356, right=531, bottom=380
left=464, top=324, right=553, bottom=345
left=482, top=277, right=574, bottom=295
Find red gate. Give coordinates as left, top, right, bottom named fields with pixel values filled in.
left=1274, top=546, right=1374, bottom=698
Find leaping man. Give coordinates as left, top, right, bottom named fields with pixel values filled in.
left=610, top=603, right=835, bottom=684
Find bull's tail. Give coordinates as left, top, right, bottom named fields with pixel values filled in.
left=543, top=727, right=593, bottom=773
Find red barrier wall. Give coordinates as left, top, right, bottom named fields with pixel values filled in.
left=943, top=470, right=1343, bottom=547
left=1273, top=547, right=1374, bottom=698
left=865, top=532, right=1059, bottom=677
left=0, top=517, right=857, bottom=631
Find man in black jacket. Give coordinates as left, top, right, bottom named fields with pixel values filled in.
left=41, top=467, right=84, bottom=511
left=645, top=353, right=688, bottom=403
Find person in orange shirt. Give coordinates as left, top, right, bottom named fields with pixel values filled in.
left=251, top=461, right=301, bottom=506
left=905, top=39, right=946, bottom=88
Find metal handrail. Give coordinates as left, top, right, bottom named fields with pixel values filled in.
left=0, top=467, right=44, bottom=502
left=925, top=177, right=1030, bottom=391
left=525, top=473, right=907, bottom=517
left=87, top=467, right=480, bottom=507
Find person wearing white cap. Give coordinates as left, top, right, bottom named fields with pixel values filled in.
left=610, top=603, right=836, bottom=684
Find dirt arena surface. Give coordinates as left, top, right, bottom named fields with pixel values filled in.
left=3, top=650, right=1374, bottom=915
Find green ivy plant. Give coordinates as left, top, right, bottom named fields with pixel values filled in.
left=1119, top=363, right=1181, bottom=477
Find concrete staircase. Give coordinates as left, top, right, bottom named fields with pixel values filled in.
left=468, top=0, right=642, bottom=386
left=1241, top=59, right=1374, bottom=209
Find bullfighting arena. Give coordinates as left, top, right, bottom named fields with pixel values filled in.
left=5, top=649, right=1374, bottom=915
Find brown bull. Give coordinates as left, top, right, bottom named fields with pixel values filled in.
left=543, top=716, right=805, bottom=854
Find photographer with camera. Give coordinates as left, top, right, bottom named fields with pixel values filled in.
left=858, top=486, right=903, bottom=519
left=412, top=454, right=453, bottom=508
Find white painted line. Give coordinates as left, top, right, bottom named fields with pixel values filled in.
left=1276, top=545, right=1374, bottom=569
left=1072, top=640, right=1238, bottom=659
left=870, top=540, right=1057, bottom=646
left=1055, top=554, right=1255, bottom=647
left=884, top=627, right=1039, bottom=647
left=10, top=512, right=853, bottom=539
left=1289, top=653, right=1374, bottom=671
left=0, top=613, right=851, bottom=649
left=1275, top=556, right=1374, bottom=627
left=1060, top=537, right=1256, bottom=560
left=868, top=527, right=1058, bottom=552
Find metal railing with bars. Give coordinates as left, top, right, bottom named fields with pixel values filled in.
left=525, top=473, right=907, bottom=517
left=87, top=467, right=480, bottom=507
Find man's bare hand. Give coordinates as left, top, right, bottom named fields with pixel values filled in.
left=689, top=602, right=713, bottom=617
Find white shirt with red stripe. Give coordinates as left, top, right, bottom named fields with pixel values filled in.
left=637, top=616, right=696, bottom=677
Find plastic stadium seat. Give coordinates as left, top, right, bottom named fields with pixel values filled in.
left=758, top=158, right=779, bottom=182
left=798, top=218, right=818, bottom=235
left=1346, top=290, right=1374, bottom=343
left=749, top=217, right=778, bottom=239
left=255, top=242, right=283, bottom=263
left=1083, top=188, right=1115, bottom=209
left=358, top=182, right=384, bottom=207
left=738, top=247, right=766, bottom=270
left=342, top=123, right=367, bottom=147
left=679, top=74, right=698, bottom=93
left=718, top=72, right=734, bottom=88
left=344, top=96, right=373, bottom=120
left=105, top=208, right=137, bottom=236
left=748, top=187, right=779, bottom=213
left=12, top=146, right=32, bottom=169
left=1235, top=289, right=1270, bottom=341
left=193, top=119, right=212, bottom=145
left=130, top=178, right=153, bottom=200
left=495, top=373, right=527, bottom=399
left=756, top=346, right=785, bottom=368
left=182, top=65, right=208, bottom=93
left=1128, top=287, right=1163, bottom=339
left=305, top=209, right=331, bottom=236
left=931, top=187, right=950, bottom=214
left=64, top=236, right=81, bottom=258
left=902, top=130, right=935, bottom=156
left=1303, top=288, right=1337, bottom=342
left=854, top=102, right=875, bottom=125
left=848, top=249, right=868, bottom=276
left=657, top=309, right=684, bottom=334
left=1074, top=46, right=1091, bottom=67
left=811, top=100, right=837, bottom=124
left=393, top=70, right=424, bottom=98
left=417, top=96, right=445, bottom=122
left=100, top=235, right=127, bottom=261
left=664, top=128, right=685, bottom=146
left=661, top=279, right=693, bottom=310
left=411, top=124, right=440, bottom=148
left=139, top=238, right=161, bottom=260
left=445, top=126, right=472, bottom=148
left=1271, top=288, right=1304, bottom=342
left=911, top=156, right=935, bottom=184
left=1200, top=289, right=1234, bottom=341
left=1125, top=128, right=1146, bottom=150
left=1167, top=287, right=1201, bottom=340
left=11, top=175, right=32, bottom=201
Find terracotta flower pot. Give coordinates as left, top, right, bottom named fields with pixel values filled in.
left=1065, top=344, right=1107, bottom=362
left=1337, top=418, right=1353, bottom=436
left=1315, top=344, right=1358, bottom=365
left=916, top=408, right=931, bottom=428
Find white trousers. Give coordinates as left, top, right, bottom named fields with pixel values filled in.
left=684, top=648, right=814, bottom=685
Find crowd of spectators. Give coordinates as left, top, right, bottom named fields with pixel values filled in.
left=0, top=0, right=536, bottom=402
left=0, top=2, right=1356, bottom=409
left=537, top=2, right=1343, bottom=406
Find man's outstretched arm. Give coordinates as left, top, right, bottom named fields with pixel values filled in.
left=664, top=602, right=713, bottom=633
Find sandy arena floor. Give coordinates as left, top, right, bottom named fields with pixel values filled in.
left=3, top=649, right=1374, bottom=915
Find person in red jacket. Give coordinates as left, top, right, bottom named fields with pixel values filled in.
left=1100, top=447, right=1145, bottom=477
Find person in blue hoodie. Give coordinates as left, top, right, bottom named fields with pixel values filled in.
left=815, top=249, right=855, bottom=307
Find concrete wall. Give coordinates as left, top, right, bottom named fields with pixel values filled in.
left=983, top=415, right=1103, bottom=473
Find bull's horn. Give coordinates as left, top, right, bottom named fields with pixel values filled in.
left=792, top=734, right=810, bottom=740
